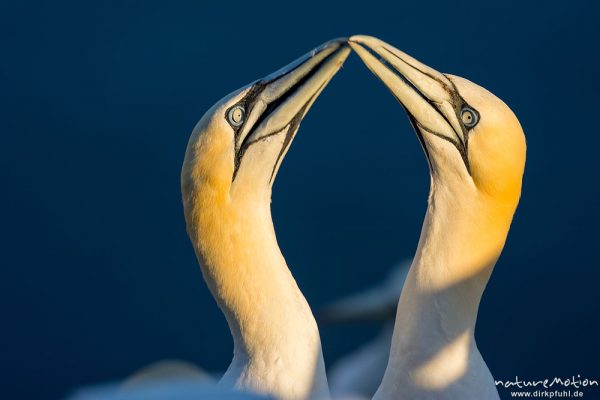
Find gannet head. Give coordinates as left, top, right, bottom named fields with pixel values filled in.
left=349, top=35, right=526, bottom=207
left=182, top=39, right=350, bottom=208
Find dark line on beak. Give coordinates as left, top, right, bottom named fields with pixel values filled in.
left=415, top=120, right=471, bottom=174
left=360, top=44, right=472, bottom=175
left=380, top=47, right=450, bottom=90
left=233, top=46, right=344, bottom=182
left=406, top=112, right=433, bottom=172
left=267, top=81, right=326, bottom=185
left=379, top=47, right=463, bottom=147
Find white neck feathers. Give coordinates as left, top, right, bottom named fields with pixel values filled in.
left=376, top=177, right=515, bottom=400
left=183, top=176, right=329, bottom=400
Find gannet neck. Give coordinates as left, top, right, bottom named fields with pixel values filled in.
left=348, top=34, right=525, bottom=400
left=177, top=38, right=351, bottom=400
left=376, top=181, right=516, bottom=400
left=183, top=179, right=328, bottom=400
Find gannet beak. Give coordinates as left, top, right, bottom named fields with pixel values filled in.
left=349, top=35, right=472, bottom=171
left=234, top=39, right=350, bottom=165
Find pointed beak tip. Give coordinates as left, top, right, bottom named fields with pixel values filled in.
left=349, top=34, right=377, bottom=45
left=321, top=37, right=349, bottom=52
left=348, top=41, right=378, bottom=67
left=333, top=36, right=350, bottom=43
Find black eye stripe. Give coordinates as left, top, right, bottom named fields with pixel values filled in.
left=224, top=82, right=268, bottom=131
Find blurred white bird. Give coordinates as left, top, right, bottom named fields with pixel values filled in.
left=320, top=260, right=410, bottom=399
left=65, top=379, right=270, bottom=400
left=350, top=35, right=526, bottom=400
left=122, top=360, right=217, bottom=388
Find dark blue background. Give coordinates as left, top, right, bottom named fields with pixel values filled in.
left=2, top=1, right=599, bottom=399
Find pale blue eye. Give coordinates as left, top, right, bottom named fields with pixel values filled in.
left=461, top=107, right=479, bottom=128
left=228, top=105, right=245, bottom=127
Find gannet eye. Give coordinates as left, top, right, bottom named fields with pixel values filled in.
left=227, top=105, right=246, bottom=127
left=461, top=107, right=479, bottom=128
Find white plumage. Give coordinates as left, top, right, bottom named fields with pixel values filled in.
left=350, top=35, right=526, bottom=400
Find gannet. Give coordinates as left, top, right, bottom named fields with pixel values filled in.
left=320, top=260, right=411, bottom=400
left=181, top=39, right=350, bottom=400
left=349, top=35, right=526, bottom=399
